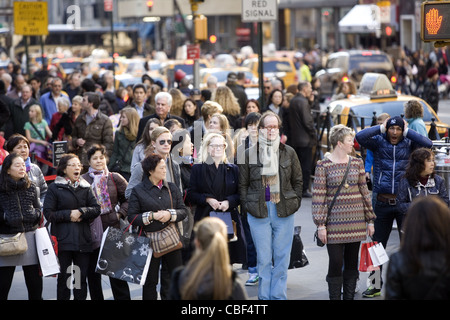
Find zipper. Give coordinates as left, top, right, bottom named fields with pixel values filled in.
left=391, top=145, right=396, bottom=194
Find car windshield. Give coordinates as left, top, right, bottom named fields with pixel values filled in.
left=348, top=100, right=435, bottom=126
left=349, top=54, right=393, bottom=72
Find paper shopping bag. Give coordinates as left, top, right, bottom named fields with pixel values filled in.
left=359, top=242, right=379, bottom=272
left=35, top=227, right=60, bottom=277
left=96, top=227, right=152, bottom=285
left=289, top=226, right=309, bottom=269
left=368, top=242, right=389, bottom=267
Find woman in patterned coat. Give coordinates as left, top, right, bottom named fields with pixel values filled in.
left=312, top=124, right=376, bottom=300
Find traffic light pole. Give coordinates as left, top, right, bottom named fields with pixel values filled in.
left=191, top=0, right=200, bottom=89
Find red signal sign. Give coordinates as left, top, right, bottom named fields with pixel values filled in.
left=421, top=1, right=450, bottom=42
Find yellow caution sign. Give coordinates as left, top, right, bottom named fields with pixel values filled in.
left=14, top=1, right=48, bottom=36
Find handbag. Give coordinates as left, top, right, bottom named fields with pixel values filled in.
left=146, top=187, right=183, bottom=258
left=0, top=232, right=28, bottom=256
left=314, top=158, right=351, bottom=247
left=96, top=223, right=152, bottom=285
left=209, top=211, right=237, bottom=242
left=289, top=226, right=309, bottom=269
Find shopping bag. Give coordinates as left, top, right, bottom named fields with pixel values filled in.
left=289, top=226, right=309, bottom=269
left=96, top=227, right=152, bottom=285
left=35, top=227, right=60, bottom=277
left=359, top=242, right=379, bottom=272
left=209, top=211, right=237, bottom=241
left=368, top=242, right=389, bottom=267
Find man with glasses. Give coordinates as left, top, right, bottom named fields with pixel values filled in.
left=71, top=92, right=113, bottom=171
left=239, top=111, right=303, bottom=300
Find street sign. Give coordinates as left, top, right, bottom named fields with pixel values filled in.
left=187, top=44, right=200, bottom=60
left=421, top=1, right=450, bottom=42
left=242, top=0, right=278, bottom=22
left=13, top=1, right=48, bottom=36
left=104, top=0, right=113, bottom=12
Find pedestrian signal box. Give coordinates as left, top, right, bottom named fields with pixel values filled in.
left=421, top=1, right=450, bottom=42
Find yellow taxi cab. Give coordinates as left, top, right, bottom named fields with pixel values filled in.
left=199, top=66, right=258, bottom=89
left=327, top=73, right=449, bottom=139
left=241, top=56, right=297, bottom=87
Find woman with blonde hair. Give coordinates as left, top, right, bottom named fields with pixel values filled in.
left=212, top=86, right=241, bottom=129
left=108, top=107, right=140, bottom=181
left=170, top=217, right=248, bottom=300
left=204, top=114, right=234, bottom=163
left=169, top=88, right=186, bottom=117
left=189, top=132, right=247, bottom=266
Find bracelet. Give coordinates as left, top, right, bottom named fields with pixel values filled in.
left=368, top=223, right=374, bottom=226
left=142, top=212, right=150, bottom=225
left=168, top=209, right=177, bottom=222
left=317, top=226, right=326, bottom=231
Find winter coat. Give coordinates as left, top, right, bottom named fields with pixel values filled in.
left=287, top=93, right=317, bottom=148
left=0, top=178, right=41, bottom=234
left=81, top=171, right=129, bottom=230
left=8, top=97, right=40, bottom=136
left=43, top=176, right=100, bottom=252
left=238, top=142, right=303, bottom=219
left=127, top=178, right=187, bottom=233
left=71, top=110, right=114, bottom=167
left=108, top=130, right=136, bottom=175
left=355, top=125, right=433, bottom=194
left=397, top=174, right=449, bottom=215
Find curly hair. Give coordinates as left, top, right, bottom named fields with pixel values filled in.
left=404, top=100, right=424, bottom=119
left=404, top=148, right=435, bottom=186
left=212, top=86, right=240, bottom=116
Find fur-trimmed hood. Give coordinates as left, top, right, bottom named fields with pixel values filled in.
left=53, top=175, right=91, bottom=188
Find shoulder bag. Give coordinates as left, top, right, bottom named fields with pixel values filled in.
left=314, top=158, right=352, bottom=247
left=146, top=185, right=183, bottom=258
left=0, top=232, right=28, bottom=256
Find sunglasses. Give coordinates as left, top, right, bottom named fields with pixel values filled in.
left=159, top=139, right=172, bottom=145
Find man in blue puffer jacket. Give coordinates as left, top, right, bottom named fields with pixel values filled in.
left=355, top=116, right=432, bottom=298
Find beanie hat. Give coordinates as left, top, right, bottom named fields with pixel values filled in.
left=386, top=116, right=404, bottom=131
left=427, top=67, right=438, bottom=78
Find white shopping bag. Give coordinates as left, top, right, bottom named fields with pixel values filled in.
left=368, top=242, right=389, bottom=267
left=35, top=227, right=60, bottom=277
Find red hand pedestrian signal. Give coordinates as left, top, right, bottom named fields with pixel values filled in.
left=426, top=8, right=443, bottom=35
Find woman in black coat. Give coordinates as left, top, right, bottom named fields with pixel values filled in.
left=0, top=153, right=42, bottom=300
left=43, top=153, right=100, bottom=300
left=127, top=154, right=187, bottom=300
left=189, top=132, right=246, bottom=265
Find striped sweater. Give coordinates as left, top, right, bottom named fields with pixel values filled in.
left=312, top=156, right=376, bottom=244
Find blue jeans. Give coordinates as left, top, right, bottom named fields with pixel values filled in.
left=247, top=201, right=294, bottom=300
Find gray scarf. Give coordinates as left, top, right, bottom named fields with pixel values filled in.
left=259, top=134, right=280, bottom=203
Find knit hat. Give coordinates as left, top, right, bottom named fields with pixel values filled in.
left=427, top=67, right=438, bottom=78
left=386, top=116, right=404, bottom=131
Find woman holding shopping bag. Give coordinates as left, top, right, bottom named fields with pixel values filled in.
left=43, top=153, right=100, bottom=300
left=0, top=153, right=42, bottom=300
left=312, top=124, right=376, bottom=300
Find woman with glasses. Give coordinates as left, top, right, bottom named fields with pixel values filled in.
left=43, top=153, right=100, bottom=300
left=126, top=126, right=182, bottom=199
left=189, top=132, right=247, bottom=266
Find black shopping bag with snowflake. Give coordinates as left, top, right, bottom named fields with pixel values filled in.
left=96, top=227, right=152, bottom=285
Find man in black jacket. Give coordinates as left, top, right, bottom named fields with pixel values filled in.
left=226, top=72, right=248, bottom=115
left=136, top=92, right=185, bottom=141
left=287, top=81, right=317, bottom=197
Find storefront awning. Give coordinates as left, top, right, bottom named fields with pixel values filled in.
left=339, top=4, right=381, bottom=33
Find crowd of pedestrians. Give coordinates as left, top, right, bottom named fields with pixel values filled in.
left=0, top=47, right=449, bottom=301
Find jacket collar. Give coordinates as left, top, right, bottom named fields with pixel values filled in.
left=54, top=175, right=91, bottom=188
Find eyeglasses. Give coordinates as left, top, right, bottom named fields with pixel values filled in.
left=67, top=163, right=82, bottom=168
left=159, top=139, right=172, bottom=145
left=209, top=144, right=225, bottom=149
left=263, top=126, right=279, bottom=131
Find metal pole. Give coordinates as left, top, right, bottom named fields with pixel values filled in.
left=191, top=1, right=199, bottom=89
left=110, top=10, right=115, bottom=82
left=258, top=22, right=264, bottom=109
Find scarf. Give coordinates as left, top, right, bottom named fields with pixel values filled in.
left=88, top=167, right=112, bottom=214
left=259, top=134, right=280, bottom=203
left=25, top=157, right=32, bottom=172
